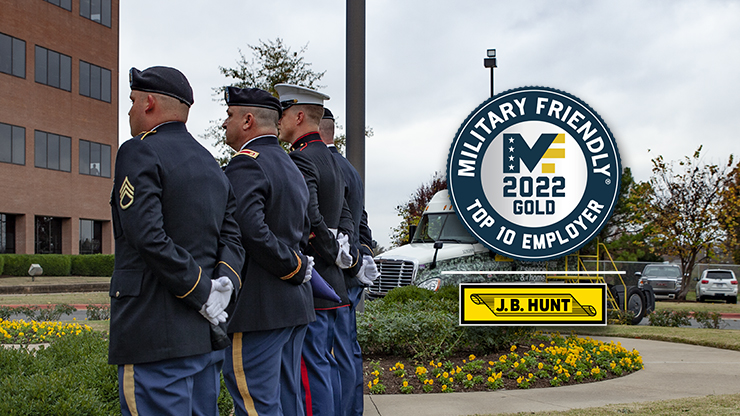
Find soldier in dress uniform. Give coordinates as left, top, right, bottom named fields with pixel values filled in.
left=276, top=84, right=354, bottom=416
left=220, top=86, right=316, bottom=416
left=319, top=108, right=380, bottom=416
left=109, top=66, right=245, bottom=416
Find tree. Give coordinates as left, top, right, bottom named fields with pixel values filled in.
left=717, top=161, right=740, bottom=263
left=635, top=146, right=734, bottom=300
left=390, top=172, right=447, bottom=247
left=201, top=38, right=326, bottom=164
left=582, top=167, right=662, bottom=262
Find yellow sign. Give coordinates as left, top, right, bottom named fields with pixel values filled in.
left=460, top=283, right=606, bottom=326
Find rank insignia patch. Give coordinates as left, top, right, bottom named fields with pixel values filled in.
left=119, top=177, right=135, bottom=210
left=237, top=149, right=259, bottom=159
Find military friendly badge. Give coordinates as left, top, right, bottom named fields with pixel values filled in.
left=119, top=176, right=135, bottom=210
left=447, top=87, right=621, bottom=261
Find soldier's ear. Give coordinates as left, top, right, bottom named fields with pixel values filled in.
left=295, top=110, right=305, bottom=126
left=144, top=94, right=156, bottom=114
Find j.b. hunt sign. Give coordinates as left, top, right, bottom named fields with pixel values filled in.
left=447, top=87, right=621, bottom=261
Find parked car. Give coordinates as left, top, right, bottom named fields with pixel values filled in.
left=695, top=269, right=738, bottom=304
left=636, top=263, right=682, bottom=299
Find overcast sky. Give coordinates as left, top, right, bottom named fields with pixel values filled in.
left=119, top=0, right=740, bottom=249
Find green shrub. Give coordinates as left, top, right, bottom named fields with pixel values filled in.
left=0, top=254, right=5, bottom=275
left=0, top=254, right=72, bottom=276
left=359, top=294, right=534, bottom=360
left=383, top=285, right=435, bottom=304
left=607, top=309, right=635, bottom=325
left=71, top=254, right=115, bottom=276
left=648, top=309, right=691, bottom=327
left=0, top=331, right=119, bottom=415
left=693, top=310, right=724, bottom=329
left=86, top=304, right=111, bottom=321
left=36, top=304, right=78, bottom=321
left=0, top=306, right=11, bottom=320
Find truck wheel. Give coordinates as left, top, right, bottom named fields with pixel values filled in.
left=626, top=287, right=646, bottom=325
left=730, top=296, right=737, bottom=305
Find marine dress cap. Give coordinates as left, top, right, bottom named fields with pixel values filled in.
left=275, top=83, right=330, bottom=110
left=322, top=108, right=334, bottom=120
left=129, top=66, right=194, bottom=107
left=225, top=86, right=282, bottom=117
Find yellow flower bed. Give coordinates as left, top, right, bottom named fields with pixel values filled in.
left=0, top=319, right=93, bottom=344
left=365, top=332, right=644, bottom=394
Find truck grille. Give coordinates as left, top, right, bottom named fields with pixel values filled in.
left=367, top=259, right=416, bottom=298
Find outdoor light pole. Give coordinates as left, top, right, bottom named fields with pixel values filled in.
left=346, top=0, right=366, bottom=185
left=484, top=49, right=497, bottom=97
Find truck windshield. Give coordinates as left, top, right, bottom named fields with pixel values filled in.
left=412, top=213, right=478, bottom=244
left=643, top=265, right=681, bottom=278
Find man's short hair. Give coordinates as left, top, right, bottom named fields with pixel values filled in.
left=300, top=105, right=325, bottom=125
left=251, top=107, right=280, bottom=129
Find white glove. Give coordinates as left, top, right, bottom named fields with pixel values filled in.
left=357, top=255, right=379, bottom=286
left=199, top=276, right=233, bottom=325
left=335, top=232, right=352, bottom=269
left=303, top=256, right=314, bottom=284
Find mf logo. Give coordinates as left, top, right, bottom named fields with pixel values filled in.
left=447, top=87, right=621, bottom=261
left=504, top=133, right=565, bottom=174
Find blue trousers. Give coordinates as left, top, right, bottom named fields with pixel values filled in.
left=335, top=285, right=364, bottom=416
left=223, top=326, right=307, bottom=416
left=302, top=307, right=346, bottom=416
left=118, top=350, right=224, bottom=416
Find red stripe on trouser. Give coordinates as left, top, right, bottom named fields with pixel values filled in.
left=301, top=357, right=313, bottom=416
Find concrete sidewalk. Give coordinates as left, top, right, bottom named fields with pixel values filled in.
left=363, top=336, right=740, bottom=416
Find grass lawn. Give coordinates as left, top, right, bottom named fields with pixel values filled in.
left=84, top=320, right=110, bottom=333
left=494, top=393, right=740, bottom=416
left=0, top=292, right=110, bottom=306
left=551, top=325, right=740, bottom=351
left=654, top=298, right=740, bottom=315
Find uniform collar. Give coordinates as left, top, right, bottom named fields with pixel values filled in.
left=239, top=134, right=278, bottom=151
left=290, top=131, right=322, bottom=151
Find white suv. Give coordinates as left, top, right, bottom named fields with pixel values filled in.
left=695, top=269, right=738, bottom=304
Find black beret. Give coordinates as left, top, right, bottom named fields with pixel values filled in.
left=322, top=108, right=334, bottom=120
left=129, top=66, right=194, bottom=107
left=224, top=86, right=282, bottom=118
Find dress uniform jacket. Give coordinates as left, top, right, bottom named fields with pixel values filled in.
left=329, top=146, right=373, bottom=288
left=223, top=135, right=316, bottom=333
left=109, top=121, right=244, bottom=365
left=289, top=132, right=353, bottom=309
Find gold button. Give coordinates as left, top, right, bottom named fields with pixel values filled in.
left=116, top=291, right=120, bottom=298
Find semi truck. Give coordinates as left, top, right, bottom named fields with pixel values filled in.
left=368, top=190, right=654, bottom=324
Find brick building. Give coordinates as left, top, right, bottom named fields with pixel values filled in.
left=1, top=0, right=119, bottom=255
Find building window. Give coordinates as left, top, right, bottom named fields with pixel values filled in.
left=79, top=139, right=111, bottom=177
left=79, top=61, right=111, bottom=102
left=44, top=0, right=72, bottom=11
left=79, top=219, right=102, bottom=254
left=35, top=130, right=71, bottom=172
left=0, top=32, right=25, bottom=78
left=80, top=0, right=111, bottom=27
left=0, top=122, right=25, bottom=165
left=0, top=214, right=15, bottom=254
left=34, top=45, right=71, bottom=91
left=35, top=216, right=63, bottom=254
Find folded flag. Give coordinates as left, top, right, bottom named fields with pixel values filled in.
left=310, top=268, right=341, bottom=303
